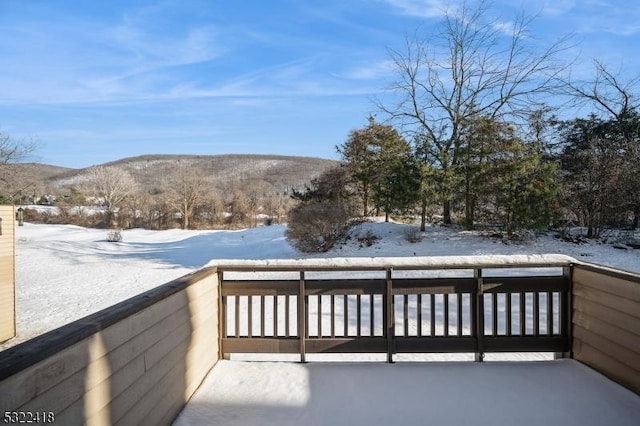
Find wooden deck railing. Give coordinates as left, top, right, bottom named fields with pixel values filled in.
left=216, top=255, right=573, bottom=362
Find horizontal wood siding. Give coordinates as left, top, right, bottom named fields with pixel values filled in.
left=0, top=206, right=15, bottom=343
left=572, top=265, right=640, bottom=394
left=0, top=267, right=220, bottom=426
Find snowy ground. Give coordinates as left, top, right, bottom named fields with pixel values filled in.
left=173, top=359, right=640, bottom=426
left=4, top=220, right=640, bottom=425
left=2, top=220, right=639, bottom=350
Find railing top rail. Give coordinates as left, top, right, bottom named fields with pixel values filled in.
left=209, top=254, right=576, bottom=272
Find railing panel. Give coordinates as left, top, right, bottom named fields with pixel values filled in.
left=219, top=262, right=571, bottom=360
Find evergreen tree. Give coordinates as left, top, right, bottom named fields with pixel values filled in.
left=458, top=116, right=558, bottom=234
left=338, top=118, right=420, bottom=221
left=490, top=143, right=558, bottom=236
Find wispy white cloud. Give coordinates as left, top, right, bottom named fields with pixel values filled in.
left=539, top=0, right=576, bottom=16
left=378, top=0, right=458, bottom=18
left=335, top=60, right=397, bottom=80
left=108, top=19, right=221, bottom=69
left=0, top=1, right=225, bottom=106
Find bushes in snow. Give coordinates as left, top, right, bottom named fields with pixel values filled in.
left=286, top=166, right=359, bottom=253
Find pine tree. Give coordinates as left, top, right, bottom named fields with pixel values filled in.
left=338, top=118, right=420, bottom=221
left=490, top=146, right=558, bottom=236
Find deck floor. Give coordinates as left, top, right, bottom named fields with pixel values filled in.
left=173, top=359, right=640, bottom=426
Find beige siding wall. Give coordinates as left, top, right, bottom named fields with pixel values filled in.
left=0, top=267, right=220, bottom=425
left=0, top=206, right=15, bottom=343
left=573, top=264, right=640, bottom=394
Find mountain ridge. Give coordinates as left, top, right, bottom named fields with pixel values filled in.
left=15, top=153, right=338, bottom=195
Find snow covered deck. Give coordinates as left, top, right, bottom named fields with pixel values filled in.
left=174, top=359, right=640, bottom=426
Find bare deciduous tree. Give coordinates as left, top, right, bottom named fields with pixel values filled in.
left=0, top=131, right=37, bottom=196
left=85, top=165, right=138, bottom=228
left=566, top=61, right=640, bottom=229
left=166, top=164, right=210, bottom=230
left=227, top=189, right=250, bottom=227
left=379, top=0, right=570, bottom=224
left=243, top=180, right=274, bottom=227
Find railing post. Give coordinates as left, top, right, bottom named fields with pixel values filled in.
left=386, top=268, right=395, bottom=363
left=217, top=270, right=228, bottom=360
left=299, top=270, right=306, bottom=363
left=556, top=265, right=573, bottom=359
left=475, top=268, right=484, bottom=362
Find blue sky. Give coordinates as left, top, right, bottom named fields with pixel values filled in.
left=1, top=0, right=639, bottom=169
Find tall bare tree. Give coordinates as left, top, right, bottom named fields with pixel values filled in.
left=166, top=164, right=210, bottom=230
left=243, top=180, right=273, bottom=227
left=566, top=60, right=640, bottom=229
left=380, top=0, right=570, bottom=224
left=85, top=165, right=138, bottom=228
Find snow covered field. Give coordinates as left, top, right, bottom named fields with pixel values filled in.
left=4, top=220, right=640, bottom=425
left=3, top=220, right=639, bottom=350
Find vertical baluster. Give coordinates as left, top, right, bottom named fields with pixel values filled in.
left=344, top=295, right=348, bottom=337
left=357, top=294, right=362, bottom=337
left=318, top=295, right=323, bottom=337
left=506, top=293, right=512, bottom=336
left=403, top=294, right=409, bottom=336
left=444, top=294, right=449, bottom=336
left=285, top=295, right=290, bottom=337
left=417, top=294, right=423, bottom=337
left=222, top=295, right=228, bottom=339
left=235, top=295, right=240, bottom=338
left=533, top=292, right=540, bottom=336
left=520, top=292, right=526, bottom=336
left=331, top=295, right=335, bottom=338
left=248, top=296, right=253, bottom=338
left=547, top=292, right=554, bottom=335
left=430, top=294, right=436, bottom=337
left=370, top=294, right=375, bottom=337
left=457, top=293, right=463, bottom=337
left=273, top=295, right=278, bottom=337
left=260, top=296, right=265, bottom=337
left=299, top=271, right=306, bottom=363
left=492, top=293, right=498, bottom=336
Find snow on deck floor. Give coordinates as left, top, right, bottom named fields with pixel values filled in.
left=174, top=359, right=640, bottom=426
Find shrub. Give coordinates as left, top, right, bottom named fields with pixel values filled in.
left=286, top=199, right=353, bottom=253
left=403, top=226, right=423, bottom=243
left=106, top=230, right=123, bottom=242
left=357, top=229, right=379, bottom=247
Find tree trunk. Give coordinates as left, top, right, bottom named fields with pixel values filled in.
left=464, top=187, right=474, bottom=230
left=420, top=193, right=428, bottom=231
left=443, top=200, right=452, bottom=225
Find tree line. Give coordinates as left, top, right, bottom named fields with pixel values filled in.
left=6, top=162, right=294, bottom=231
left=286, top=1, right=640, bottom=252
